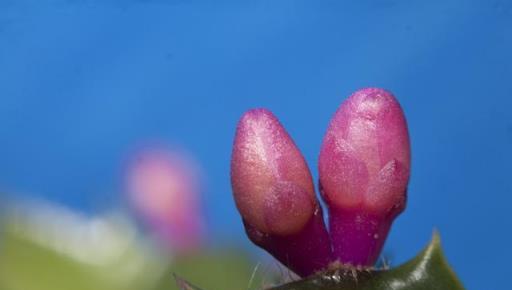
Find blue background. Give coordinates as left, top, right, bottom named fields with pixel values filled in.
left=1, top=0, right=511, bottom=288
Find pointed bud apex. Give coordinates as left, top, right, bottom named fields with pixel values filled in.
left=319, top=88, right=410, bottom=266
left=231, top=109, right=332, bottom=276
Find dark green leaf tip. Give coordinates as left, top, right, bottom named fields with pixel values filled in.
left=267, top=231, right=465, bottom=290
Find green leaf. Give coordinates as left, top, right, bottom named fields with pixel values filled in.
left=268, top=232, right=465, bottom=290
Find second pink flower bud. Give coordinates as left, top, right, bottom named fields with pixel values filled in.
left=319, top=88, right=410, bottom=266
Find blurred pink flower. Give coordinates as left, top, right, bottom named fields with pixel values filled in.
left=125, top=146, right=205, bottom=253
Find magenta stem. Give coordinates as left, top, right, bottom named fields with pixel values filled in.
left=329, top=208, right=392, bottom=266
left=244, top=207, right=332, bottom=277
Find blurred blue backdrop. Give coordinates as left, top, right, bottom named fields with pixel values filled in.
left=1, top=0, right=511, bottom=288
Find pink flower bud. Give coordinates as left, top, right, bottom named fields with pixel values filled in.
left=319, top=88, right=410, bottom=266
left=125, top=147, right=205, bottom=253
left=231, top=109, right=332, bottom=276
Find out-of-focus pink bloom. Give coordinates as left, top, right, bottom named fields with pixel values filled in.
left=126, top=147, right=205, bottom=253
left=231, top=109, right=332, bottom=277
left=319, top=88, right=410, bottom=266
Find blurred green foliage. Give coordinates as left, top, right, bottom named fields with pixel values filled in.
left=0, top=217, right=265, bottom=290
left=153, top=251, right=264, bottom=290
